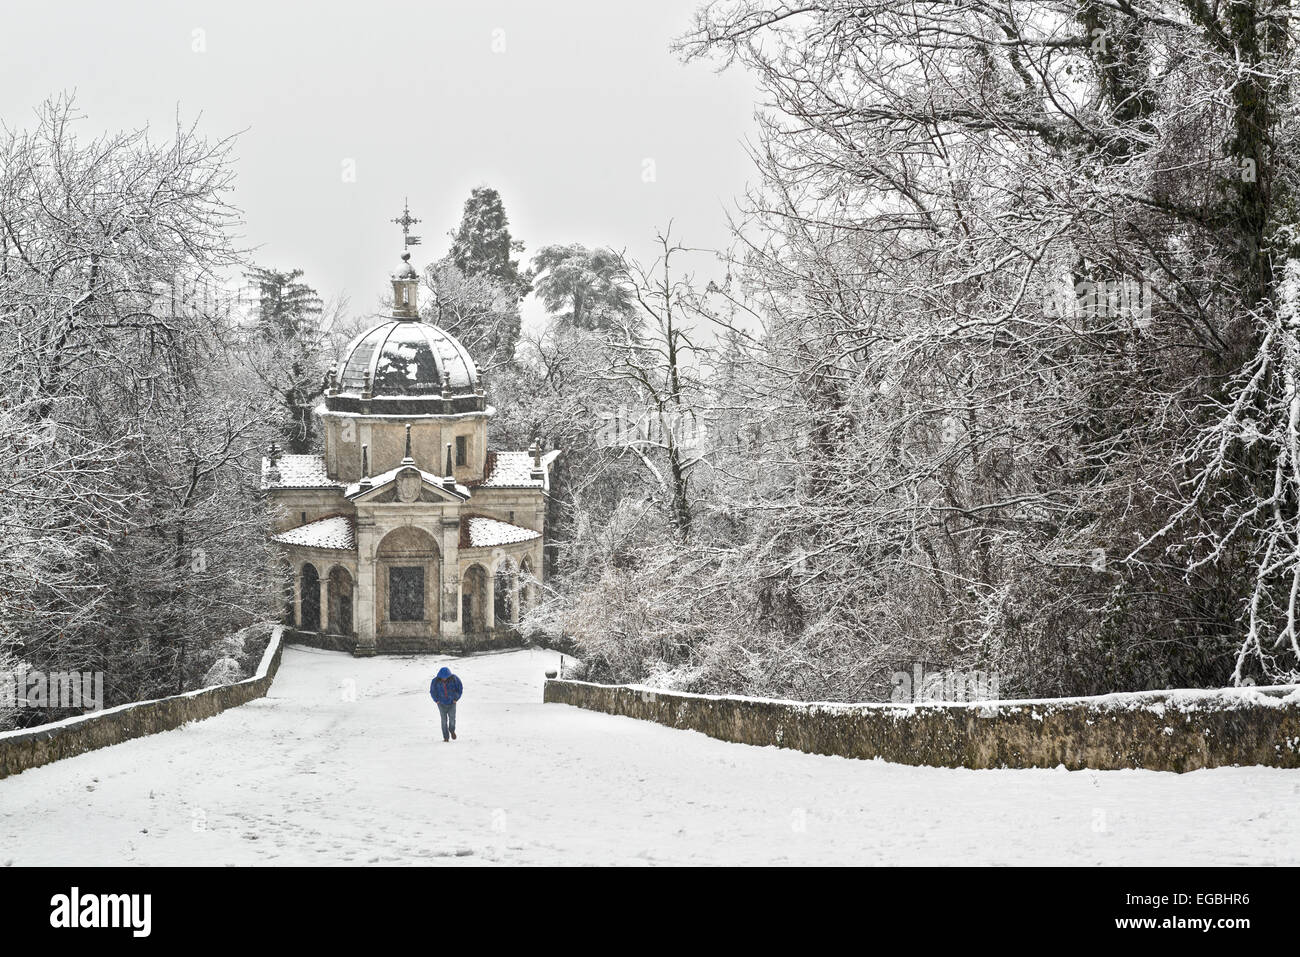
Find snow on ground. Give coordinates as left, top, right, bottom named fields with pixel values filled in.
left=1, top=646, right=1297, bottom=866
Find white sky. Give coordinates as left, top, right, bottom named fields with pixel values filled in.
left=2, top=0, right=759, bottom=326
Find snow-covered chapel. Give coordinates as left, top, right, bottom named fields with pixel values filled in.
left=262, top=242, right=557, bottom=655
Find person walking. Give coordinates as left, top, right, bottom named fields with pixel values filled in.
left=429, top=666, right=464, bottom=742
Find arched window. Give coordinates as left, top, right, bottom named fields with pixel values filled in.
left=519, top=557, right=537, bottom=616
left=328, top=566, right=355, bottom=635
left=462, top=564, right=489, bottom=632
left=494, top=558, right=516, bottom=627
left=300, top=563, right=321, bottom=631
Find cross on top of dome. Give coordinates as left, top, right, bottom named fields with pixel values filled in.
left=321, top=203, right=484, bottom=413
left=391, top=197, right=422, bottom=246
left=390, top=198, right=423, bottom=318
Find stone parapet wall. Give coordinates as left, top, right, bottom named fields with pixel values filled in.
left=284, top=628, right=359, bottom=654
left=375, top=630, right=529, bottom=656
left=285, top=627, right=528, bottom=656
left=543, top=678, right=1300, bottom=772
left=0, top=627, right=285, bottom=780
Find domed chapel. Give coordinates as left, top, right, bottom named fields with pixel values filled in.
left=262, top=208, right=558, bottom=655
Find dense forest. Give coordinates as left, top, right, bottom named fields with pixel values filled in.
left=535, top=0, right=1300, bottom=700
left=5, top=1, right=1300, bottom=730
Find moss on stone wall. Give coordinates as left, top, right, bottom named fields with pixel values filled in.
left=543, top=679, right=1300, bottom=772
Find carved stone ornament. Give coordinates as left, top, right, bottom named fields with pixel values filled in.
left=396, top=468, right=422, bottom=503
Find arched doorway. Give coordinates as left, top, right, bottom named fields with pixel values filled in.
left=301, top=563, right=321, bottom=631
left=328, top=566, right=355, bottom=636
left=493, top=557, right=516, bottom=628
left=375, top=526, right=439, bottom=638
left=462, top=564, right=489, bottom=633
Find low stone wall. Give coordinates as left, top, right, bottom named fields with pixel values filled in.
left=284, top=628, right=358, bottom=654
left=284, top=627, right=528, bottom=657
left=0, top=626, right=285, bottom=780
left=376, top=630, right=528, bottom=656
left=543, top=678, right=1300, bottom=772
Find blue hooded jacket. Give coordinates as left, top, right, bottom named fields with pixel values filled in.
left=430, top=667, right=463, bottom=706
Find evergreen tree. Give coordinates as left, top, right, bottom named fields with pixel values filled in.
left=530, top=244, right=634, bottom=331
left=246, top=267, right=323, bottom=339
left=242, top=266, right=332, bottom=453
left=435, top=187, right=529, bottom=368
left=448, top=187, right=530, bottom=298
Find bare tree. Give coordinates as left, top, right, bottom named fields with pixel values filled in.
left=0, top=95, right=274, bottom=715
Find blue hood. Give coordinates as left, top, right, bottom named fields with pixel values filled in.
left=430, top=669, right=463, bottom=705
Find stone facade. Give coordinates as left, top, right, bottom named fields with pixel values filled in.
left=263, top=251, right=556, bottom=656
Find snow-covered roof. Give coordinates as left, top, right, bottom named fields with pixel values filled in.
left=460, top=515, right=542, bottom=550
left=262, top=454, right=345, bottom=490
left=476, top=450, right=559, bottom=489
left=271, top=515, right=356, bottom=551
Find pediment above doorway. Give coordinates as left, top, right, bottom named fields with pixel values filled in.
left=344, top=464, right=470, bottom=504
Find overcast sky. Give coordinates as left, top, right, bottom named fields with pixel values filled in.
left=3, top=0, right=759, bottom=325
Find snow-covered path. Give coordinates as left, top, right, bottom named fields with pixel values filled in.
left=1, top=646, right=1297, bottom=865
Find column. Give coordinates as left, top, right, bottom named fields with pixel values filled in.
left=353, top=521, right=378, bottom=656
left=292, top=564, right=303, bottom=629
left=440, top=513, right=462, bottom=638
left=318, top=576, right=330, bottom=634
left=512, top=572, right=521, bottom=626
